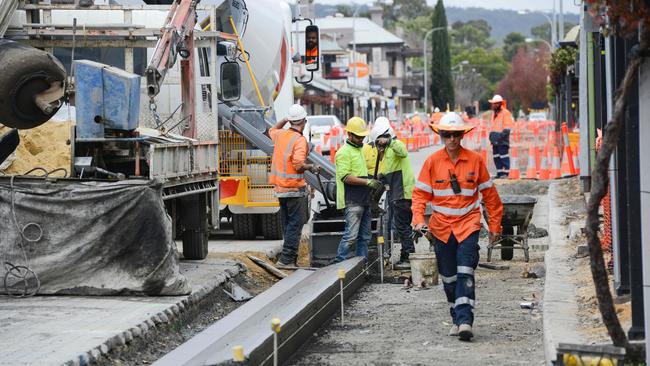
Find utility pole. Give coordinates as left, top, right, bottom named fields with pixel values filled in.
left=559, top=0, right=565, bottom=42
left=423, top=27, right=446, bottom=114
left=552, top=0, right=557, bottom=47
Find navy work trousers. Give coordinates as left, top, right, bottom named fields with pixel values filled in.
left=434, top=231, right=480, bottom=326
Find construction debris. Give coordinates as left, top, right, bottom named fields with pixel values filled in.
left=247, top=254, right=288, bottom=279
left=223, top=281, right=253, bottom=302
left=479, top=263, right=510, bottom=270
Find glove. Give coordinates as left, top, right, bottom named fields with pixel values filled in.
left=366, top=179, right=382, bottom=190
left=376, top=137, right=391, bottom=147
left=309, top=164, right=321, bottom=174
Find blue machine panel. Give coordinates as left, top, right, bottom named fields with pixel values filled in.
left=75, top=60, right=141, bottom=138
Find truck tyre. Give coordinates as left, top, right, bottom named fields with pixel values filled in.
left=500, top=226, right=514, bottom=261
left=232, top=213, right=257, bottom=240
left=180, top=194, right=208, bottom=260
left=261, top=212, right=283, bottom=240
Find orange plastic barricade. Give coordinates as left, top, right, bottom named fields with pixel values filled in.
left=572, top=146, right=580, bottom=175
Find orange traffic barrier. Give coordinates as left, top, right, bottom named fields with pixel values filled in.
left=525, top=146, right=537, bottom=179
left=550, top=146, right=562, bottom=179
left=508, top=146, right=520, bottom=180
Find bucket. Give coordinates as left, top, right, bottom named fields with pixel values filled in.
left=409, top=253, right=438, bottom=287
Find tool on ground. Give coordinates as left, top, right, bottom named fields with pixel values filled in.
left=247, top=255, right=288, bottom=279
left=337, top=268, right=346, bottom=325
left=0, top=129, right=19, bottom=165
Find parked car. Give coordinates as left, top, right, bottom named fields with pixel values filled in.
left=528, top=111, right=548, bottom=122
left=306, top=115, right=342, bottom=155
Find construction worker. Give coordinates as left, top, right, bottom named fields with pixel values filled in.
left=363, top=117, right=415, bottom=266
left=332, top=117, right=382, bottom=263
left=412, top=113, right=503, bottom=341
left=269, top=104, right=320, bottom=267
left=488, top=94, right=514, bottom=178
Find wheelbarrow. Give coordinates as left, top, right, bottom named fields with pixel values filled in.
left=483, top=195, right=537, bottom=262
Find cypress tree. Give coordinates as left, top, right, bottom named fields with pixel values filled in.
left=430, top=0, right=454, bottom=110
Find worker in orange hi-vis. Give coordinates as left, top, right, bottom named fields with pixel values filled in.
left=431, top=107, right=443, bottom=124
left=269, top=104, right=321, bottom=267
left=488, top=94, right=514, bottom=178
left=412, top=113, right=503, bottom=342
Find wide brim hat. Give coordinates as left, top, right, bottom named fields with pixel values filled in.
left=430, top=113, right=475, bottom=134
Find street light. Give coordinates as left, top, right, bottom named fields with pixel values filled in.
left=525, top=37, right=553, bottom=53
left=518, top=9, right=557, bottom=49
left=451, top=60, right=470, bottom=72
left=423, top=26, right=447, bottom=114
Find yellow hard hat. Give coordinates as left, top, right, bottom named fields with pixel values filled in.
left=345, top=117, right=369, bottom=137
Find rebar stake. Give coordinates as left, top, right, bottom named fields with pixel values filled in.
left=271, top=318, right=281, bottom=366
left=338, top=268, right=346, bottom=325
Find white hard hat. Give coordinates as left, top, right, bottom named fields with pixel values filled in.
left=430, top=112, right=475, bottom=133
left=488, top=94, right=504, bottom=104
left=434, top=107, right=440, bottom=113
left=287, top=104, right=307, bottom=123
left=370, top=116, right=395, bottom=141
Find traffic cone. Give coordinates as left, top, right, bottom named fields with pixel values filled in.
left=538, top=151, right=550, bottom=180
left=573, top=146, right=580, bottom=175
left=330, top=147, right=337, bottom=164
left=480, top=126, right=488, bottom=162
left=550, top=146, right=562, bottom=179
left=315, top=144, right=322, bottom=155
left=561, top=147, right=576, bottom=177
left=508, top=146, right=520, bottom=180
left=525, top=146, right=537, bottom=179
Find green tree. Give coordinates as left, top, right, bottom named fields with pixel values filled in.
left=450, top=20, right=494, bottom=51
left=452, top=48, right=509, bottom=87
left=430, top=0, right=454, bottom=109
left=502, top=32, right=527, bottom=61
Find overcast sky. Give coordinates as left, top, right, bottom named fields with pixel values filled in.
left=315, top=0, right=581, bottom=13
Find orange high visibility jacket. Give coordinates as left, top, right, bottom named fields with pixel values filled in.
left=490, top=106, right=514, bottom=132
left=412, top=147, right=503, bottom=243
left=269, top=127, right=308, bottom=192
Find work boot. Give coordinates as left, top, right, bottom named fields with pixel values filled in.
left=448, top=324, right=459, bottom=336
left=458, top=324, right=473, bottom=341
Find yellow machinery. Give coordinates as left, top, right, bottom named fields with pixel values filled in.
left=218, top=130, right=283, bottom=239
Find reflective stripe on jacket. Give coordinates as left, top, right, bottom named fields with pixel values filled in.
left=269, top=127, right=308, bottom=191
left=490, top=106, right=514, bottom=132
left=412, top=147, right=503, bottom=243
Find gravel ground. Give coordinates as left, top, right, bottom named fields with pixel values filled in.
left=289, top=241, right=546, bottom=366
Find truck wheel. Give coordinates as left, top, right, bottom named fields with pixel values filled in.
left=500, top=226, right=514, bottom=261
left=261, top=212, right=283, bottom=240
left=180, top=194, right=208, bottom=260
left=232, top=213, right=257, bottom=240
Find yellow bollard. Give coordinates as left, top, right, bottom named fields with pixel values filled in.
left=271, top=318, right=281, bottom=366
left=338, top=268, right=346, bottom=326
left=232, top=345, right=245, bottom=362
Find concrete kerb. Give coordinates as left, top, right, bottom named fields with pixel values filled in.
left=62, top=266, right=243, bottom=366
left=543, top=181, right=587, bottom=365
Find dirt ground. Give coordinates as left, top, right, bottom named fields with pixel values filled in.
left=288, top=239, right=547, bottom=366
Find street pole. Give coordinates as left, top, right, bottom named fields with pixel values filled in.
left=552, top=0, right=557, bottom=47
left=351, top=5, right=361, bottom=116
left=559, top=0, right=564, bottom=42
left=423, top=27, right=446, bottom=114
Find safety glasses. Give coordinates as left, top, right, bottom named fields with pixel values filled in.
left=440, top=131, right=464, bottom=139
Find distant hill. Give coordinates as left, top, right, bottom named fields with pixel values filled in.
left=314, top=4, right=579, bottom=45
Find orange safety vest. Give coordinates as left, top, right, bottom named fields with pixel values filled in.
left=490, top=106, right=514, bottom=132
left=412, top=147, right=503, bottom=243
left=269, top=128, right=308, bottom=189
left=306, top=47, right=318, bottom=64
